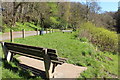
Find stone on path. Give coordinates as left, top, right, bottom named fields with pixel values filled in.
left=17, top=56, right=87, bottom=78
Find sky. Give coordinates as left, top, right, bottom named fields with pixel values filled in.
left=99, top=2, right=118, bottom=12
left=70, top=0, right=120, bottom=12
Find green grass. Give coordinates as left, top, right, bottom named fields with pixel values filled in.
left=0, top=45, right=2, bottom=79
left=3, top=22, right=41, bottom=32
left=9, top=32, right=118, bottom=78
left=2, top=67, right=21, bottom=78
left=1, top=58, right=42, bottom=79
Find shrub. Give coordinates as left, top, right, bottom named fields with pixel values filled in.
left=78, top=22, right=118, bottom=53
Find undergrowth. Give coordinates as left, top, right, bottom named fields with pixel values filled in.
left=78, top=22, right=118, bottom=53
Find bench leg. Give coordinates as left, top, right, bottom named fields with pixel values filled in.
left=43, top=49, right=53, bottom=80
left=1, top=42, right=9, bottom=59
left=52, top=63, right=58, bottom=73
left=44, top=58, right=53, bottom=79
left=6, top=51, right=13, bottom=62
left=52, top=63, right=58, bottom=78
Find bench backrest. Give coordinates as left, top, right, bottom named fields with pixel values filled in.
left=4, top=42, right=59, bottom=61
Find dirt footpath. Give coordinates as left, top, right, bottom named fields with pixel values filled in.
left=17, top=56, right=87, bottom=78
left=1, top=31, right=52, bottom=41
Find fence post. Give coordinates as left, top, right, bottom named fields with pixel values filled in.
left=22, top=29, right=25, bottom=38
left=36, top=28, right=39, bottom=35
left=51, top=29, right=52, bottom=33
left=10, top=29, right=13, bottom=42
left=46, top=29, right=47, bottom=34
left=39, top=29, right=41, bottom=35
left=50, top=29, right=51, bottom=33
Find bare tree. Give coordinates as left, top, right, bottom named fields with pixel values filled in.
left=84, top=0, right=101, bottom=21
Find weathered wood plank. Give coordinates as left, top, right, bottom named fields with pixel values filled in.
left=5, top=42, right=43, bottom=50
left=10, top=50, right=64, bottom=64
left=4, top=42, right=58, bottom=57
left=47, top=49, right=57, bottom=53
left=5, top=45, right=44, bottom=57
left=4, top=42, right=66, bottom=63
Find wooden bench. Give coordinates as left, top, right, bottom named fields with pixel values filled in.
left=0, top=42, right=67, bottom=79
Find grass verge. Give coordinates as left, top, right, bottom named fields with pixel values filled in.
left=7, top=32, right=118, bottom=78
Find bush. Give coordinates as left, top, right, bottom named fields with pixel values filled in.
left=78, top=22, right=118, bottom=53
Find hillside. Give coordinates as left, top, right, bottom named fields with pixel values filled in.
left=0, top=1, right=119, bottom=79
left=2, top=32, right=117, bottom=78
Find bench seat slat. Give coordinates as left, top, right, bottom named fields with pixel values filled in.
left=58, top=58, right=67, bottom=63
